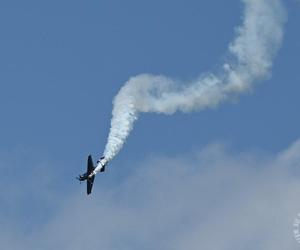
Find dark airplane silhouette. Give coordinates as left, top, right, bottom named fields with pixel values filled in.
left=77, top=155, right=105, bottom=195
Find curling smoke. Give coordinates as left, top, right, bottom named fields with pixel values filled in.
left=103, top=0, right=286, bottom=162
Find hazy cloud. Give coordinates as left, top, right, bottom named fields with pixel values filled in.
left=1, top=141, right=300, bottom=250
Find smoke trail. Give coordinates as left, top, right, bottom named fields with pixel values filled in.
left=103, top=0, right=286, bottom=162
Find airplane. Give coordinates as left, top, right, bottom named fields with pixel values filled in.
left=77, top=155, right=106, bottom=195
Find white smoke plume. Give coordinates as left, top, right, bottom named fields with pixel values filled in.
left=103, top=0, right=286, bottom=162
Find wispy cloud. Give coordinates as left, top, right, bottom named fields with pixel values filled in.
left=2, top=141, right=300, bottom=249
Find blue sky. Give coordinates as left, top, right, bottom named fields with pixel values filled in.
left=1, top=0, right=300, bottom=249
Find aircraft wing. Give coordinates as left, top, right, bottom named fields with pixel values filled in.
left=87, top=176, right=95, bottom=195
left=87, top=155, right=95, bottom=195
left=87, top=155, right=95, bottom=175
